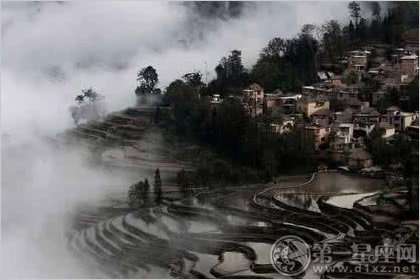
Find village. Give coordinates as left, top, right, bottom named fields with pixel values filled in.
left=209, top=45, right=419, bottom=174
left=2, top=1, right=420, bottom=279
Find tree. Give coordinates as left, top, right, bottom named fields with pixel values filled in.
left=82, top=88, right=99, bottom=102
left=183, top=72, right=204, bottom=88
left=262, top=149, right=277, bottom=180
left=127, top=181, right=144, bottom=208
left=367, top=128, right=412, bottom=167
left=251, top=37, right=307, bottom=91
left=214, top=50, right=249, bottom=96
left=347, top=20, right=356, bottom=43
left=370, top=1, right=381, bottom=20
left=70, top=88, right=105, bottom=126
left=215, top=97, right=249, bottom=159
left=357, top=18, right=368, bottom=40
left=392, top=134, right=412, bottom=165
left=274, top=127, right=315, bottom=171
left=75, top=94, right=85, bottom=104
left=154, top=168, right=163, bottom=204
left=135, top=66, right=160, bottom=100
left=292, top=32, right=319, bottom=83
left=401, top=78, right=419, bottom=112
left=250, top=57, right=284, bottom=92
left=348, top=1, right=361, bottom=25
left=344, top=71, right=359, bottom=84
left=322, top=20, right=344, bottom=61
left=142, top=178, right=150, bottom=202
left=164, top=79, right=199, bottom=133
left=262, top=37, right=286, bottom=60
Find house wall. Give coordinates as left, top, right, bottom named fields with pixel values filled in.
left=384, top=113, right=416, bottom=131
left=270, top=120, right=294, bottom=134
left=402, top=58, right=418, bottom=78
left=402, top=115, right=415, bottom=131
left=265, top=99, right=280, bottom=109
left=349, top=55, right=367, bottom=70
left=381, top=127, right=395, bottom=138
left=306, top=126, right=329, bottom=149
left=243, top=89, right=264, bottom=117
left=300, top=101, right=330, bottom=117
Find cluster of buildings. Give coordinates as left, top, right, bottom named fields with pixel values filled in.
left=209, top=45, right=419, bottom=170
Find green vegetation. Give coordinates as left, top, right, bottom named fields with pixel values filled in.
left=132, top=2, right=419, bottom=188
left=376, top=79, right=419, bottom=113
left=135, top=66, right=161, bottom=103
left=367, top=127, right=416, bottom=177
left=134, top=2, right=418, bottom=100
left=161, top=81, right=316, bottom=180
left=127, top=179, right=148, bottom=208
left=207, top=50, right=249, bottom=97
left=248, top=1, right=419, bottom=92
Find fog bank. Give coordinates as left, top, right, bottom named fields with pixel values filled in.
left=2, top=1, right=350, bottom=143
left=2, top=1, right=351, bottom=278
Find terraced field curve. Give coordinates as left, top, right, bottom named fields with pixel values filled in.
left=66, top=107, right=418, bottom=278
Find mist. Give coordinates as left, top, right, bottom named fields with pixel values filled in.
left=1, top=1, right=353, bottom=142
left=2, top=1, right=352, bottom=278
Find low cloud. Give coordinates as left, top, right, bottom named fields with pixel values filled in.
left=2, top=1, right=350, bottom=142
left=1, top=1, right=351, bottom=278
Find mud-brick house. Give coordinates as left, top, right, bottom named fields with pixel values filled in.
left=334, top=87, right=359, bottom=102
left=243, top=83, right=264, bottom=117
left=265, top=93, right=302, bottom=115
left=305, top=125, right=330, bottom=150
left=352, top=107, right=381, bottom=136
left=377, top=122, right=396, bottom=138
left=270, top=116, right=295, bottom=135
left=264, top=93, right=282, bottom=109
left=348, top=50, right=370, bottom=72
left=297, top=95, right=330, bottom=118
left=347, top=99, right=370, bottom=111
left=330, top=123, right=354, bottom=150
left=382, top=106, right=417, bottom=132
left=311, top=109, right=330, bottom=127
left=401, top=55, right=419, bottom=79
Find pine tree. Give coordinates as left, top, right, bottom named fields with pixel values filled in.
left=154, top=168, right=163, bottom=203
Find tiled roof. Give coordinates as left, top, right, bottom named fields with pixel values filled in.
left=401, top=55, right=418, bottom=60
left=312, top=108, right=330, bottom=116
left=246, top=83, right=264, bottom=91
left=387, top=106, right=401, bottom=111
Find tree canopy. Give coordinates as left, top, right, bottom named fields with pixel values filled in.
left=70, top=88, right=104, bottom=125
left=135, top=66, right=160, bottom=97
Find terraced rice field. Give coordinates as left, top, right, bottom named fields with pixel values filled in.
left=66, top=107, right=418, bottom=278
